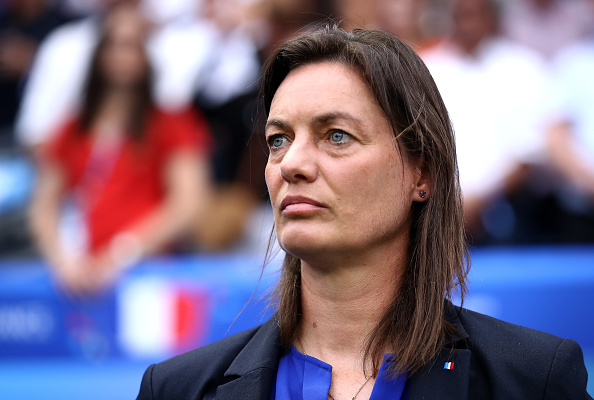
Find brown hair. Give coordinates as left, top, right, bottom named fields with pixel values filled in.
left=78, top=14, right=153, bottom=141
left=260, top=25, right=470, bottom=376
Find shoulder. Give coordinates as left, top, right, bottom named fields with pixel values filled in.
left=455, top=307, right=591, bottom=399
left=148, top=107, right=206, bottom=127
left=457, top=306, right=564, bottom=347
left=152, top=323, right=261, bottom=377
left=46, top=118, right=83, bottom=152
left=147, top=107, right=212, bottom=150
left=145, top=107, right=194, bottom=132
left=36, top=18, right=97, bottom=57
left=457, top=306, right=578, bottom=364
left=137, top=317, right=280, bottom=400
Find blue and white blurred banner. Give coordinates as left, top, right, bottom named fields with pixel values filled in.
left=0, top=248, right=592, bottom=399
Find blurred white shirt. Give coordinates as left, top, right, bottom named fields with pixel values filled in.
left=554, top=40, right=594, bottom=171
left=502, top=0, right=593, bottom=60
left=422, top=38, right=556, bottom=199
left=15, top=13, right=259, bottom=147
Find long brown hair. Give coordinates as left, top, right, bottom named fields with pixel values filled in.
left=78, top=12, right=153, bottom=141
left=260, top=25, right=470, bottom=376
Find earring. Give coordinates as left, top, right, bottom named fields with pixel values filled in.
left=419, top=190, right=427, bottom=199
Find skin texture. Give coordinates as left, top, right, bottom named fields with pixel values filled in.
left=264, top=61, right=430, bottom=399
left=265, top=61, right=427, bottom=270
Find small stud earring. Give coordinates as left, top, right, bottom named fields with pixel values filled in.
left=419, top=190, right=427, bottom=199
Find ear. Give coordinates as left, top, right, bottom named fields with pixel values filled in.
left=412, top=159, right=430, bottom=203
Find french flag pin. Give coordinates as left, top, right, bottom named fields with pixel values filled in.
left=444, top=362, right=454, bottom=370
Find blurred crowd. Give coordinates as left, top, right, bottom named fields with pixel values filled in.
left=0, top=0, right=593, bottom=293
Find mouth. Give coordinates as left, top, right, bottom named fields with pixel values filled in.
left=280, top=195, right=326, bottom=213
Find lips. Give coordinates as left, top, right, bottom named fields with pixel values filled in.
left=280, top=195, right=326, bottom=212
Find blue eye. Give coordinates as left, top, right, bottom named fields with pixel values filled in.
left=330, top=130, right=349, bottom=143
left=269, top=135, right=288, bottom=149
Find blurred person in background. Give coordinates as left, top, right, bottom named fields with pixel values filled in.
left=422, top=0, right=555, bottom=244
left=374, top=0, right=442, bottom=53
left=259, top=0, right=334, bottom=56
left=543, top=1, right=594, bottom=242
left=29, top=4, right=212, bottom=295
left=187, top=0, right=263, bottom=251
left=333, top=0, right=378, bottom=30
left=501, top=0, right=594, bottom=61
left=15, top=0, right=215, bottom=158
left=195, top=0, right=261, bottom=110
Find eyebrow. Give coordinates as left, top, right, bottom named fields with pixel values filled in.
left=314, top=112, right=363, bottom=127
left=265, top=112, right=363, bottom=133
left=265, top=118, right=288, bottom=132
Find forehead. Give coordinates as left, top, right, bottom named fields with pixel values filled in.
left=268, top=62, right=387, bottom=125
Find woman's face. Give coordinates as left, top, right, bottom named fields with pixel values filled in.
left=100, top=9, right=148, bottom=89
left=265, top=62, right=427, bottom=264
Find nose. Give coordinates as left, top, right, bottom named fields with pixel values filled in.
left=279, top=135, right=318, bottom=184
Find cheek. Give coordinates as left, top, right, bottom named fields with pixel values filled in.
left=345, top=157, right=411, bottom=224
left=265, top=162, right=279, bottom=200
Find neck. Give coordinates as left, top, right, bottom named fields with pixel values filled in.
left=92, top=89, right=137, bottom=134
left=298, top=244, right=407, bottom=368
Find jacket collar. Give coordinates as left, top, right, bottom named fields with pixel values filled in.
left=215, top=303, right=471, bottom=400
left=444, top=299, right=470, bottom=344
left=408, top=302, right=471, bottom=400
left=215, top=316, right=282, bottom=400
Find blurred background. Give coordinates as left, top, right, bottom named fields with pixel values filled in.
left=0, top=0, right=592, bottom=398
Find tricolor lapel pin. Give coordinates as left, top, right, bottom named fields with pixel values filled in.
left=443, top=362, right=454, bottom=370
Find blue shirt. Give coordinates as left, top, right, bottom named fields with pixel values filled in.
left=272, top=346, right=409, bottom=400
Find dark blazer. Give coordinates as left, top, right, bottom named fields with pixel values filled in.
left=136, top=305, right=592, bottom=399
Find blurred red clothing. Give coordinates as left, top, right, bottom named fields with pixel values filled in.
left=44, top=108, right=211, bottom=253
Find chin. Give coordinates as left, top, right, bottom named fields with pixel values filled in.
left=277, top=227, right=331, bottom=259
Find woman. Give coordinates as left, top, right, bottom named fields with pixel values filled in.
left=136, top=27, right=591, bottom=399
left=29, top=5, right=212, bottom=295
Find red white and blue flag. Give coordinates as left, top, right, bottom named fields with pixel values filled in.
left=117, top=277, right=210, bottom=358
left=444, top=362, right=454, bottom=370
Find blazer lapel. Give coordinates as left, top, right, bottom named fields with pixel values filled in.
left=215, top=316, right=282, bottom=400
left=214, top=304, right=472, bottom=400
left=409, top=302, right=471, bottom=400
left=408, top=347, right=471, bottom=400
left=215, top=369, right=276, bottom=400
